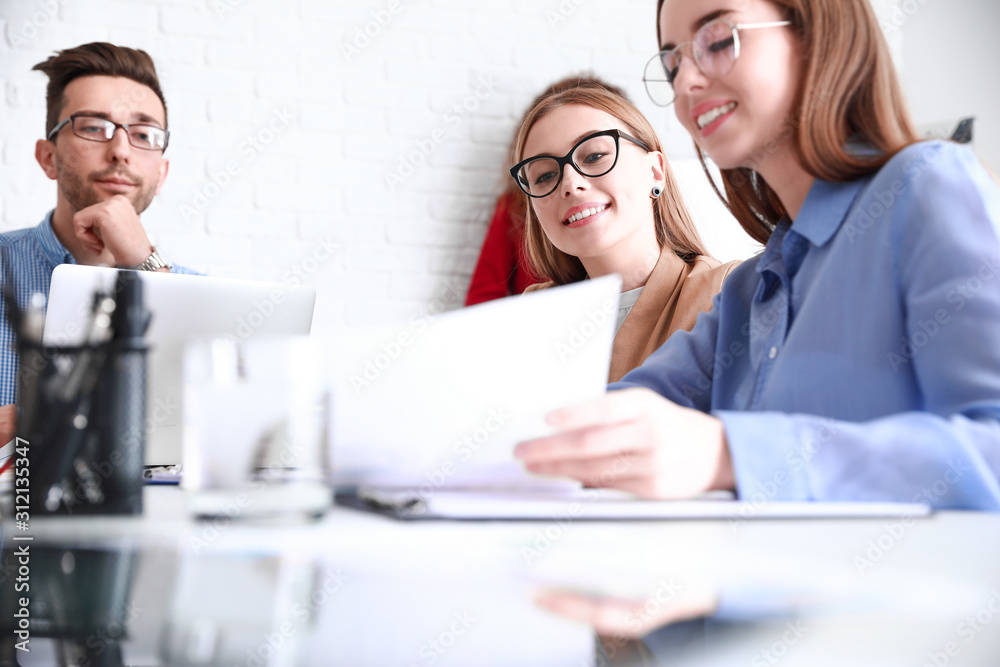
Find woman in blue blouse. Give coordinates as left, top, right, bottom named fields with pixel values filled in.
left=515, top=0, right=1000, bottom=510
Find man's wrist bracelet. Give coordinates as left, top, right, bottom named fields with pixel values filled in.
left=133, top=248, right=172, bottom=272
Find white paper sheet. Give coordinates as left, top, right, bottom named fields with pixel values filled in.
left=323, top=275, right=622, bottom=488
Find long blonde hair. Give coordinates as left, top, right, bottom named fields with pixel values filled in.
left=656, top=0, right=920, bottom=243
left=512, top=83, right=707, bottom=285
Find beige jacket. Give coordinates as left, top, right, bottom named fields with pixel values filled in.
left=526, top=249, right=740, bottom=382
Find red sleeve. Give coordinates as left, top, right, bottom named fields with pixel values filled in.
left=511, top=221, right=544, bottom=296
left=465, top=195, right=522, bottom=305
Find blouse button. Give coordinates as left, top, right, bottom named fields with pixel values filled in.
left=769, top=346, right=778, bottom=360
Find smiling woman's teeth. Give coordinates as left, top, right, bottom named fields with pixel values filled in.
left=565, top=204, right=608, bottom=225
left=697, top=102, right=736, bottom=129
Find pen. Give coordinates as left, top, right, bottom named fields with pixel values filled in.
left=41, top=293, right=116, bottom=511
left=53, top=293, right=115, bottom=403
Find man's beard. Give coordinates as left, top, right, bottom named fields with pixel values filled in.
left=56, top=158, right=157, bottom=215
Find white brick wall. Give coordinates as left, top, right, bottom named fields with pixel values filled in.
left=1, top=0, right=989, bottom=341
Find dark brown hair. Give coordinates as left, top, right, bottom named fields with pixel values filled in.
left=512, top=83, right=708, bottom=285
left=656, top=0, right=919, bottom=243
left=33, top=42, right=168, bottom=138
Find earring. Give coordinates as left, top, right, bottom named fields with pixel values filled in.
left=650, top=185, right=663, bottom=199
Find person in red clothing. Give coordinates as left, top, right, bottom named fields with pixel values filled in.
left=465, top=74, right=629, bottom=306
left=464, top=190, right=539, bottom=305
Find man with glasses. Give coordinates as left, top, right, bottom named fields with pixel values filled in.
left=0, top=42, right=198, bottom=440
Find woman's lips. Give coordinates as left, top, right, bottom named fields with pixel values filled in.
left=563, top=202, right=610, bottom=227
left=691, top=100, right=738, bottom=138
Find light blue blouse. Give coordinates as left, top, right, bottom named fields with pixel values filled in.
left=612, top=141, right=1000, bottom=510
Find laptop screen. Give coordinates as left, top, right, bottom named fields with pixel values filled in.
left=43, top=265, right=316, bottom=465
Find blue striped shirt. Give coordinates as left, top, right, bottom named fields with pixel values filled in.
left=613, top=141, right=1000, bottom=510
left=0, top=211, right=199, bottom=404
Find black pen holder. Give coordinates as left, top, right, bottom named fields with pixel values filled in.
left=19, top=338, right=147, bottom=516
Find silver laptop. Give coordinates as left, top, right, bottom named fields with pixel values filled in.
left=42, top=265, right=316, bottom=465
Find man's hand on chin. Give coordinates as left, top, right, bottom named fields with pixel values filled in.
left=73, top=195, right=155, bottom=268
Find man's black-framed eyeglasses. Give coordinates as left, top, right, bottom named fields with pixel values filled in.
left=47, top=113, right=170, bottom=152
left=510, top=129, right=651, bottom=199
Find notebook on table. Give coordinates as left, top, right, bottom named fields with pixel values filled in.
left=42, top=265, right=316, bottom=466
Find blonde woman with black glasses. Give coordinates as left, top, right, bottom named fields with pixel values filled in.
left=511, top=81, right=738, bottom=381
